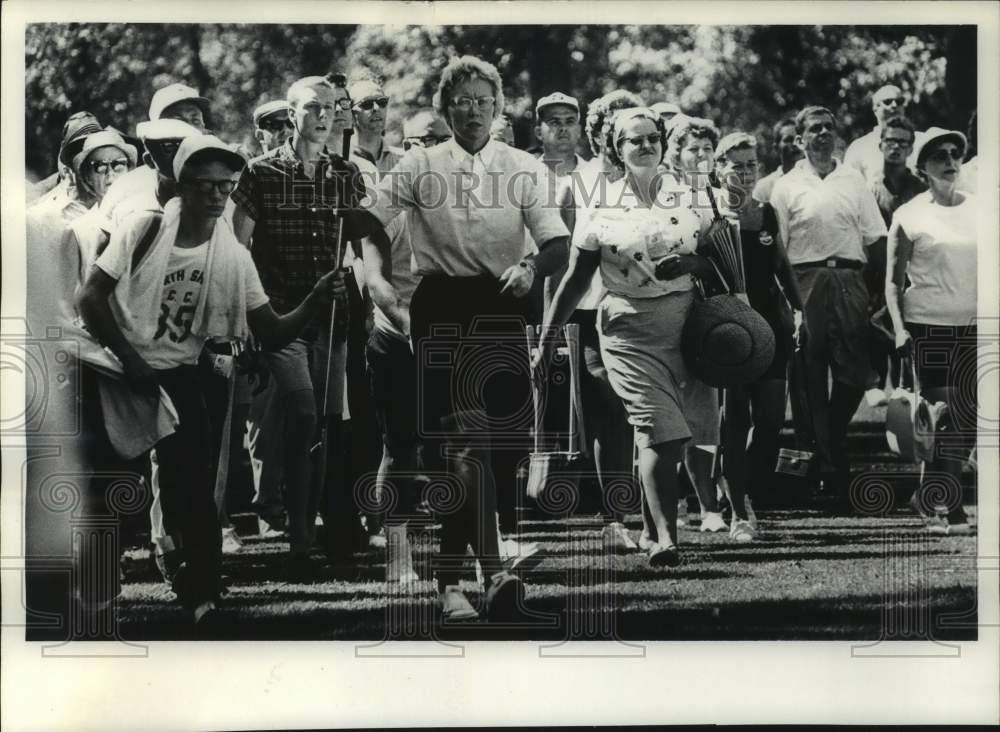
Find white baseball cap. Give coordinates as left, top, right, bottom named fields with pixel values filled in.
left=536, top=92, right=579, bottom=117
left=149, top=83, right=210, bottom=122
left=136, top=118, right=201, bottom=142
left=172, top=134, right=246, bottom=181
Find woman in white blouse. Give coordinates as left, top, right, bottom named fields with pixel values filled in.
left=534, top=108, right=715, bottom=567
left=886, top=127, right=977, bottom=536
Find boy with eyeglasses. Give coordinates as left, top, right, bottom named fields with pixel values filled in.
left=863, top=117, right=927, bottom=407
left=844, top=84, right=927, bottom=184
left=232, top=74, right=369, bottom=576
left=78, top=135, right=346, bottom=630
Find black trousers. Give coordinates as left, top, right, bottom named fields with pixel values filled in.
left=409, top=274, right=533, bottom=587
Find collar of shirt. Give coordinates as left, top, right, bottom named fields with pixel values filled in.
left=277, top=138, right=331, bottom=172
left=794, top=156, right=849, bottom=181
left=446, top=136, right=498, bottom=169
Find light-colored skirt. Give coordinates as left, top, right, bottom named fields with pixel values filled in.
left=598, top=289, right=720, bottom=450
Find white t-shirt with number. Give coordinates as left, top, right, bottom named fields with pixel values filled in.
left=97, top=239, right=269, bottom=370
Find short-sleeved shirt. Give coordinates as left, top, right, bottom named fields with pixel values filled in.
left=751, top=167, right=786, bottom=204
left=574, top=177, right=705, bottom=299
left=770, top=158, right=887, bottom=265
left=890, top=191, right=977, bottom=326
left=363, top=138, right=569, bottom=278
left=231, top=139, right=364, bottom=316
left=871, top=167, right=927, bottom=227
left=96, top=229, right=268, bottom=370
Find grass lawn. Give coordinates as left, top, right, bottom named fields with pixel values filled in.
left=116, top=504, right=978, bottom=642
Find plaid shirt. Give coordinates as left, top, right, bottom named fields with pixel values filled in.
left=231, top=140, right=365, bottom=339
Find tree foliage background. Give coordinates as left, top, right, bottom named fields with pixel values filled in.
left=24, top=23, right=976, bottom=179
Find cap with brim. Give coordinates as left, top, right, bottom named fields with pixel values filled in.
left=58, top=114, right=103, bottom=167
left=253, top=100, right=290, bottom=127
left=536, top=92, right=579, bottom=118
left=136, top=118, right=201, bottom=142
left=715, top=131, right=757, bottom=160
left=71, top=130, right=139, bottom=173
left=651, top=101, right=681, bottom=117
left=913, top=126, right=967, bottom=170
left=149, top=83, right=210, bottom=122
left=172, top=134, right=246, bottom=181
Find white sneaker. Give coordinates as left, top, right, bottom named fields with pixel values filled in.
left=385, top=525, right=418, bottom=583
left=500, top=538, right=544, bottom=573
left=440, top=585, right=478, bottom=622
left=865, top=387, right=889, bottom=408
left=368, top=531, right=387, bottom=550
left=638, top=530, right=656, bottom=552
left=602, top=522, right=639, bottom=551
left=258, top=518, right=286, bottom=539
left=221, top=527, right=242, bottom=554
left=744, top=496, right=758, bottom=531
left=729, top=518, right=755, bottom=543
left=700, top=511, right=728, bottom=533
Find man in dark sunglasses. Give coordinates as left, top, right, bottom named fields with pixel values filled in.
left=253, top=100, right=294, bottom=154
left=100, top=118, right=202, bottom=236
left=348, top=78, right=400, bottom=174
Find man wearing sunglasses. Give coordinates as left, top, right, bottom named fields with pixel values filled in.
left=348, top=78, right=401, bottom=175
left=232, top=74, right=367, bottom=577
left=401, top=109, right=453, bottom=151
left=770, top=105, right=887, bottom=515
left=253, top=100, right=294, bottom=154
left=844, top=84, right=927, bottom=184
left=79, top=135, right=346, bottom=631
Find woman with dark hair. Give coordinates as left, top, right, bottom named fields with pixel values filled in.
left=535, top=107, right=716, bottom=567
left=886, top=127, right=978, bottom=536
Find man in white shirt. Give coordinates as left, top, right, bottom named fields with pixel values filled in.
left=771, top=106, right=887, bottom=512
left=844, top=84, right=925, bottom=183
left=752, top=116, right=801, bottom=204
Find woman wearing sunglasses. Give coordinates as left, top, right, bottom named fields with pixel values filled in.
left=886, top=127, right=978, bottom=536
left=535, top=107, right=715, bottom=567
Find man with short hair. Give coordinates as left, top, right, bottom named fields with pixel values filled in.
left=348, top=77, right=401, bottom=174
left=253, top=100, right=293, bottom=154
left=534, top=92, right=584, bottom=178
left=770, top=106, right=887, bottom=511
left=844, top=84, right=925, bottom=183
left=231, top=74, right=366, bottom=574
left=864, top=116, right=927, bottom=406
left=149, top=82, right=211, bottom=132
left=79, top=134, right=345, bottom=627
left=752, top=116, right=802, bottom=204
